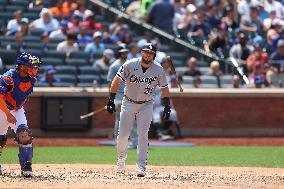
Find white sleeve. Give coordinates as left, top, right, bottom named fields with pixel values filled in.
left=158, top=69, right=168, bottom=88
left=116, top=62, right=130, bottom=81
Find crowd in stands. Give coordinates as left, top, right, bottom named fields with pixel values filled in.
left=0, top=0, right=283, bottom=88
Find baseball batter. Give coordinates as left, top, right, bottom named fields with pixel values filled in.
left=106, top=43, right=171, bottom=177
left=0, top=52, right=41, bottom=177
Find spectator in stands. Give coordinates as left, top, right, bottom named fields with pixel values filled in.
left=187, top=11, right=211, bottom=47
left=205, top=3, right=221, bottom=30
left=41, top=32, right=49, bottom=54
left=221, top=5, right=238, bottom=31
left=240, top=4, right=263, bottom=36
left=147, top=0, right=175, bottom=34
left=264, top=0, right=284, bottom=19
left=176, top=3, right=196, bottom=39
left=232, top=75, right=241, bottom=88
left=109, top=16, right=129, bottom=43
left=39, top=65, right=60, bottom=87
left=83, top=13, right=102, bottom=33
left=142, top=0, right=153, bottom=17
left=182, top=57, right=202, bottom=88
left=11, top=32, right=26, bottom=53
left=50, top=0, right=77, bottom=19
left=100, top=24, right=113, bottom=44
left=84, top=31, right=105, bottom=58
left=5, top=10, right=23, bottom=36
left=29, top=8, right=59, bottom=33
left=68, top=14, right=81, bottom=33
left=127, top=43, right=141, bottom=59
left=266, top=40, right=284, bottom=86
left=258, top=1, right=269, bottom=21
left=73, top=2, right=94, bottom=21
left=137, top=31, right=159, bottom=48
left=49, top=20, right=68, bottom=40
left=126, top=0, right=143, bottom=20
left=237, top=0, right=259, bottom=17
left=208, top=61, right=224, bottom=76
left=120, top=31, right=134, bottom=45
left=263, top=10, right=283, bottom=31
left=246, top=36, right=269, bottom=76
left=56, top=32, right=79, bottom=58
left=77, top=24, right=93, bottom=48
left=269, top=24, right=284, bottom=51
left=18, top=18, right=29, bottom=36
left=229, top=32, right=252, bottom=61
left=205, top=24, right=228, bottom=57
left=93, top=49, right=115, bottom=75
left=251, top=63, right=268, bottom=88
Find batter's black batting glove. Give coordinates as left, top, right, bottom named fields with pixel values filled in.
left=162, top=97, right=171, bottom=120
left=107, top=93, right=116, bottom=114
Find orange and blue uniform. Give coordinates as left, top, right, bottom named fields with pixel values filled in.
left=0, top=69, right=37, bottom=111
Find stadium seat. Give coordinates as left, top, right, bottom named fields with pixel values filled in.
left=56, top=74, right=77, bottom=84
left=53, top=82, right=75, bottom=87
left=0, top=67, right=5, bottom=74
left=0, top=36, right=15, bottom=43
left=78, top=66, right=100, bottom=75
left=173, top=60, right=184, bottom=67
left=182, top=76, right=194, bottom=84
left=159, top=45, right=170, bottom=52
left=77, top=75, right=100, bottom=83
left=0, top=12, right=14, bottom=23
left=41, top=57, right=64, bottom=66
left=55, top=65, right=77, bottom=75
left=24, top=36, right=41, bottom=43
left=5, top=5, right=25, bottom=12
left=24, top=12, right=40, bottom=21
left=0, top=49, right=18, bottom=65
left=199, top=67, right=210, bottom=75
left=65, top=58, right=89, bottom=66
left=167, top=52, right=186, bottom=62
left=77, top=83, right=93, bottom=87
left=47, top=43, right=58, bottom=50
left=0, top=0, right=7, bottom=5
left=200, top=75, right=218, bottom=85
left=23, top=49, right=43, bottom=59
left=26, top=42, right=43, bottom=49
left=100, top=74, right=108, bottom=85
left=29, top=28, right=45, bottom=36
left=49, top=38, right=65, bottom=44
left=10, top=0, right=29, bottom=7
left=220, top=75, right=232, bottom=85
left=175, top=67, right=187, bottom=75
left=199, top=84, right=218, bottom=88
left=104, top=44, right=117, bottom=51
left=45, top=50, right=66, bottom=60
left=70, top=51, right=91, bottom=62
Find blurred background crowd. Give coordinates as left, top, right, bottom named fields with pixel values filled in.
left=0, top=0, right=283, bottom=89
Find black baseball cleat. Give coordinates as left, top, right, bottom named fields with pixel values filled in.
left=0, top=165, right=2, bottom=175
left=21, top=161, right=32, bottom=177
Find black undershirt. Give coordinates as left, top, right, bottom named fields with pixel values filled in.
left=141, top=65, right=149, bottom=73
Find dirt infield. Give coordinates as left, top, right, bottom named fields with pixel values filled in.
left=0, top=164, right=283, bottom=189
left=5, top=137, right=284, bottom=147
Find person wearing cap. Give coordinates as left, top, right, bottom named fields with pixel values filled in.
left=107, top=44, right=138, bottom=148
left=127, top=43, right=141, bottom=59
left=29, top=8, right=59, bottom=33
left=6, top=10, right=23, bottom=36
left=84, top=31, right=105, bottom=57
left=93, top=48, right=114, bottom=75
left=264, top=9, right=282, bottom=31
left=39, top=65, right=60, bottom=87
left=18, top=17, right=29, bottom=36
left=270, top=39, right=284, bottom=61
left=49, top=20, right=68, bottom=40
left=67, top=14, right=81, bottom=33
left=83, top=13, right=102, bottom=33
left=240, top=3, right=263, bottom=34
left=77, top=24, right=92, bottom=48
left=238, top=0, right=259, bottom=17
left=56, top=32, right=79, bottom=58
left=73, top=2, right=93, bottom=21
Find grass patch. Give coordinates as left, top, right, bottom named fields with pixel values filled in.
left=1, top=146, right=283, bottom=168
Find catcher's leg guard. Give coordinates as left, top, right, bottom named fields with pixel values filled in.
left=14, top=124, right=33, bottom=172
left=0, top=135, right=7, bottom=175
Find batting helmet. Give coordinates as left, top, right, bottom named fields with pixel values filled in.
left=141, top=43, right=157, bottom=54
left=117, top=43, right=129, bottom=53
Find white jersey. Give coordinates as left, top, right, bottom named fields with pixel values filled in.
left=116, top=57, right=168, bottom=102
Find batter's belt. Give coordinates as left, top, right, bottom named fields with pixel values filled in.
left=124, top=95, right=151, bottom=104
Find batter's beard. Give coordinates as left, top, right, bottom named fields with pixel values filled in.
left=142, top=57, right=152, bottom=65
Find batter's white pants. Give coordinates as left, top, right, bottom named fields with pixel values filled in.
left=0, top=108, right=27, bottom=135
left=117, top=99, right=153, bottom=169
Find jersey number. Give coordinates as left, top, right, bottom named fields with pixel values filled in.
left=144, top=85, right=154, bottom=94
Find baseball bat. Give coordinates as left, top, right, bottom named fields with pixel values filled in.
left=230, top=57, right=249, bottom=85
left=166, top=56, right=184, bottom=92
left=80, top=106, right=107, bottom=120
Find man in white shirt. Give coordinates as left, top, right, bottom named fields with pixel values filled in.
left=264, top=0, right=284, bottom=19
left=6, top=10, right=22, bottom=36
left=56, top=32, right=79, bottom=58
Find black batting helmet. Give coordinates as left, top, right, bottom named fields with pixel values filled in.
left=117, top=43, right=129, bottom=53
left=141, top=43, right=157, bottom=54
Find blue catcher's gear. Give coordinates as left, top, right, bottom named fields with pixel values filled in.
left=14, top=124, right=33, bottom=172
left=16, top=53, right=41, bottom=77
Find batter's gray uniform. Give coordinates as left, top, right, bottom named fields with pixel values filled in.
left=107, top=59, right=138, bottom=147
left=116, top=57, right=168, bottom=169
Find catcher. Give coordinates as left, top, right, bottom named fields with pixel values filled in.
left=0, top=52, right=41, bottom=177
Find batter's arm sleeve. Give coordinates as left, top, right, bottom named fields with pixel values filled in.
left=116, top=63, right=130, bottom=81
